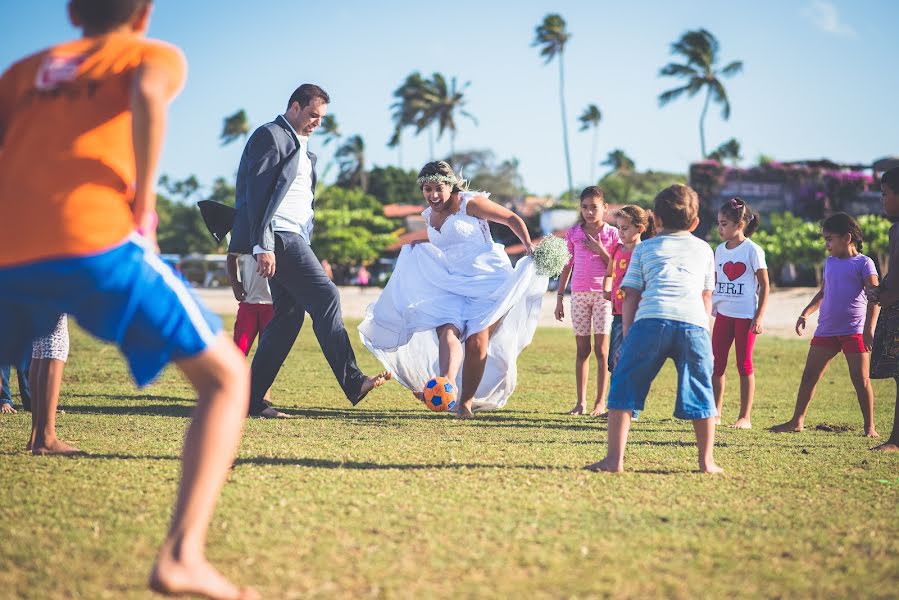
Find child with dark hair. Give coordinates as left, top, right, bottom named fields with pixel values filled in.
left=0, top=1, right=255, bottom=598
left=868, top=166, right=899, bottom=451
left=587, top=184, right=722, bottom=473
left=711, top=198, right=769, bottom=429
left=772, top=213, right=879, bottom=437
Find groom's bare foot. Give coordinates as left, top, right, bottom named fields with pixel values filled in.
left=150, top=545, right=258, bottom=600
left=354, top=371, right=392, bottom=404
left=31, top=437, right=86, bottom=456
left=257, top=407, right=291, bottom=419
left=568, top=403, right=587, bottom=415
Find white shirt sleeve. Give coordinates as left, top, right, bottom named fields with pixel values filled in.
left=253, top=245, right=273, bottom=255
left=752, top=241, right=768, bottom=271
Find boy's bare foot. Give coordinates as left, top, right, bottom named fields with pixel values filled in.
left=584, top=457, right=623, bottom=473
left=150, top=552, right=258, bottom=600
left=729, top=418, right=752, bottom=429
left=589, top=403, right=607, bottom=417
left=871, top=441, right=899, bottom=452
left=257, top=407, right=291, bottom=419
left=699, top=462, right=724, bottom=474
left=568, top=404, right=587, bottom=415
left=31, top=438, right=86, bottom=456
left=864, top=428, right=879, bottom=438
left=770, top=420, right=803, bottom=433
left=354, top=371, right=392, bottom=403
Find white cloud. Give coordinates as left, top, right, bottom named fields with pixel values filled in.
left=802, top=1, right=857, bottom=38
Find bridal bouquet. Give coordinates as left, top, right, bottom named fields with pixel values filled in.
left=532, top=236, right=571, bottom=278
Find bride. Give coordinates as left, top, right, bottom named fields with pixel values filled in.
left=358, top=161, right=548, bottom=417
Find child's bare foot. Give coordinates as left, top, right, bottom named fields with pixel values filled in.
left=568, top=403, right=587, bottom=415
left=354, top=371, right=392, bottom=403
left=770, top=420, right=803, bottom=433
left=729, top=418, right=752, bottom=429
left=699, top=462, right=724, bottom=474
left=871, top=441, right=899, bottom=452
left=589, top=403, right=607, bottom=417
left=150, top=550, right=258, bottom=600
left=455, top=400, right=474, bottom=419
left=864, top=428, right=879, bottom=438
left=31, top=438, right=86, bottom=456
left=584, top=457, right=623, bottom=473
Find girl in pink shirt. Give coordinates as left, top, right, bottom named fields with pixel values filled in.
left=555, top=187, right=620, bottom=416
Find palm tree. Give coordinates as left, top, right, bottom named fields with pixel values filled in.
left=335, top=134, right=367, bottom=191
left=423, top=73, right=477, bottom=157
left=602, top=149, right=635, bottom=175
left=533, top=14, right=574, bottom=201
left=708, top=137, right=742, bottom=165
left=318, top=114, right=341, bottom=146
left=578, top=104, right=602, bottom=182
left=389, top=72, right=435, bottom=161
left=219, top=109, right=249, bottom=146
left=658, top=29, right=743, bottom=159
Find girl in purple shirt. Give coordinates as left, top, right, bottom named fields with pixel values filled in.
left=772, top=213, right=880, bottom=437
left=554, top=187, right=620, bottom=416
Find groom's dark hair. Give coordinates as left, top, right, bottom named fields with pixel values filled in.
left=287, top=84, right=330, bottom=109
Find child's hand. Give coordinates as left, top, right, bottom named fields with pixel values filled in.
left=554, top=297, right=565, bottom=321
left=795, top=315, right=807, bottom=336
left=231, top=281, right=247, bottom=302
left=584, top=233, right=609, bottom=259
left=751, top=318, right=762, bottom=335
left=864, top=330, right=875, bottom=351
left=603, top=291, right=612, bottom=301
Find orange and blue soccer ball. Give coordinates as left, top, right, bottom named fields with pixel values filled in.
left=423, top=377, right=457, bottom=412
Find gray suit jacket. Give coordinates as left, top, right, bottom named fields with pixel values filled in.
left=228, top=115, right=318, bottom=254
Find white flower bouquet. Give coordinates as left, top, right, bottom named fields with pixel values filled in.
left=532, top=236, right=571, bottom=278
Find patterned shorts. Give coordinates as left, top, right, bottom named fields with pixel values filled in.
left=32, top=314, right=69, bottom=362
left=570, top=291, right=612, bottom=336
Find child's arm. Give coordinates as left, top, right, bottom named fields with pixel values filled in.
left=555, top=264, right=573, bottom=321
left=226, top=254, right=246, bottom=302
left=621, top=287, right=641, bottom=336
left=703, top=289, right=712, bottom=319
left=796, top=285, right=825, bottom=336
left=466, top=195, right=535, bottom=255
left=603, top=253, right=615, bottom=301
left=864, top=273, right=880, bottom=350
left=751, top=268, right=770, bottom=334
left=130, top=59, right=183, bottom=246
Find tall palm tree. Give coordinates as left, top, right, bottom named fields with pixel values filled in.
left=708, top=137, right=742, bottom=165
left=423, top=73, right=477, bottom=157
left=317, top=114, right=341, bottom=146
left=219, top=109, right=249, bottom=146
left=533, top=14, right=574, bottom=201
left=601, top=149, right=635, bottom=175
left=389, top=72, right=435, bottom=161
left=335, top=134, right=367, bottom=192
left=658, top=29, right=743, bottom=159
left=578, top=104, right=602, bottom=182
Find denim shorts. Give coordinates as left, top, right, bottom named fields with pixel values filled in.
left=607, top=318, right=717, bottom=420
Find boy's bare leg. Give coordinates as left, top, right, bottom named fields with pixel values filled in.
left=845, top=352, right=878, bottom=437
left=149, top=334, right=258, bottom=600
left=569, top=335, right=591, bottom=414
left=457, top=329, right=490, bottom=419
left=712, top=373, right=725, bottom=425
left=590, top=333, right=610, bottom=416
left=30, top=358, right=81, bottom=456
left=693, top=417, right=723, bottom=473
left=771, top=346, right=838, bottom=433
left=730, top=374, right=754, bottom=429
left=586, top=409, right=631, bottom=472
left=873, top=378, right=899, bottom=452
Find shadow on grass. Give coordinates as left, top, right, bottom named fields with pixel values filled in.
left=59, top=403, right=195, bottom=418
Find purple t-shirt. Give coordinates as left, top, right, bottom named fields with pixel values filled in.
left=815, top=255, right=877, bottom=337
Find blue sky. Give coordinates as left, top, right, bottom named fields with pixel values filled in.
left=1, top=0, right=896, bottom=198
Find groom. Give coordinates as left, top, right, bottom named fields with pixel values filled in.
left=229, top=83, right=389, bottom=417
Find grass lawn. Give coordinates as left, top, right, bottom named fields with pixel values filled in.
left=1, top=319, right=897, bottom=599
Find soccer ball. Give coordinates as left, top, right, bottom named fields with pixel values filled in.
left=423, top=377, right=457, bottom=412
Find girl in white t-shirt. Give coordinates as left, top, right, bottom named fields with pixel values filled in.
left=711, top=198, right=769, bottom=429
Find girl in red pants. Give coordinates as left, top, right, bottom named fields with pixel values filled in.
left=711, top=198, right=769, bottom=429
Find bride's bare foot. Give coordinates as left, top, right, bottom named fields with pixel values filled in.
left=729, top=417, right=752, bottom=429
left=150, top=547, right=258, bottom=600
left=455, top=400, right=474, bottom=419
left=585, top=457, right=623, bottom=473
left=568, top=403, right=586, bottom=415
left=354, top=371, right=392, bottom=403
left=31, top=437, right=86, bottom=456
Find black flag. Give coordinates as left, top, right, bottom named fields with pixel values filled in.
left=197, top=200, right=236, bottom=243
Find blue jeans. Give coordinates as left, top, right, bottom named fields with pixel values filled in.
left=1, top=352, right=31, bottom=410
left=608, top=318, right=717, bottom=420
left=608, top=315, right=623, bottom=372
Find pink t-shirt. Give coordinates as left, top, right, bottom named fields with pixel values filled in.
left=565, top=223, right=620, bottom=292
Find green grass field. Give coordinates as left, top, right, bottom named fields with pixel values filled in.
left=1, top=320, right=897, bottom=599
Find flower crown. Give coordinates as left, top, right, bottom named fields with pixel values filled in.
left=416, top=170, right=469, bottom=190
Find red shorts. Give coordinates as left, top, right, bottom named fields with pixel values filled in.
left=810, top=334, right=867, bottom=354
left=233, top=302, right=274, bottom=355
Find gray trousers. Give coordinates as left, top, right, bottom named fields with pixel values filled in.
left=249, top=232, right=365, bottom=415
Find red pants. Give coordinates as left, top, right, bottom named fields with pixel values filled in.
left=233, top=302, right=274, bottom=355
left=712, top=313, right=757, bottom=377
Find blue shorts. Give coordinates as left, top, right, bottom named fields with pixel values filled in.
left=607, top=318, right=716, bottom=420
left=0, top=236, right=222, bottom=386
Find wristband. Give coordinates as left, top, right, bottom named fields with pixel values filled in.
left=136, top=210, right=159, bottom=236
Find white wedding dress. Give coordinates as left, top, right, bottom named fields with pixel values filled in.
left=358, top=192, right=548, bottom=412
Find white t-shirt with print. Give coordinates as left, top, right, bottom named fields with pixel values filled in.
left=238, top=254, right=273, bottom=305
left=712, top=239, right=767, bottom=319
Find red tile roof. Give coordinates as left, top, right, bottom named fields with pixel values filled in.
left=383, top=203, right=424, bottom=218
